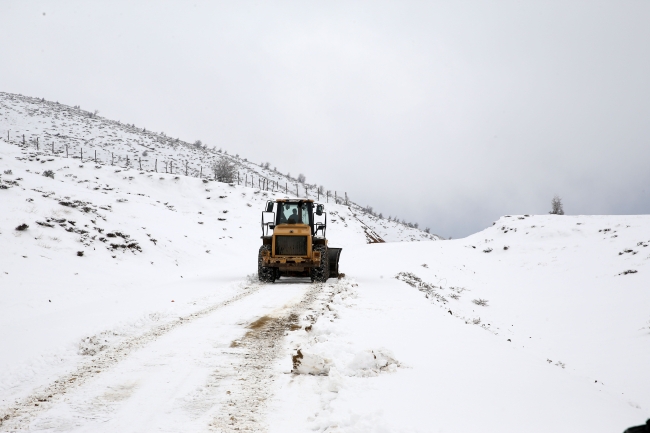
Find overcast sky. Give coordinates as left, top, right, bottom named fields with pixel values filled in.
left=2, top=1, right=649, bottom=238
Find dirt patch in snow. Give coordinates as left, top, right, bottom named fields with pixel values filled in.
left=209, top=282, right=327, bottom=432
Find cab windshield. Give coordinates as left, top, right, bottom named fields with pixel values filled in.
left=278, top=203, right=310, bottom=225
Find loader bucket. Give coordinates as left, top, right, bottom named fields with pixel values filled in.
left=328, top=248, right=342, bottom=278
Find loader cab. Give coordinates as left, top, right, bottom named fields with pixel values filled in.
left=277, top=201, right=311, bottom=226
left=261, top=199, right=327, bottom=238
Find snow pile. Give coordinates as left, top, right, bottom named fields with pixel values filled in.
left=287, top=281, right=401, bottom=379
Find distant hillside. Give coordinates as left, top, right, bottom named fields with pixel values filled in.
left=0, top=91, right=440, bottom=242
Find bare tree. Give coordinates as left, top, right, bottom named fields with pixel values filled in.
left=549, top=194, right=564, bottom=215
left=193, top=140, right=203, bottom=148
left=297, top=173, right=306, bottom=183
left=212, top=158, right=236, bottom=183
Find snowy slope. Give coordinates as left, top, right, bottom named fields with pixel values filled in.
left=0, top=91, right=436, bottom=243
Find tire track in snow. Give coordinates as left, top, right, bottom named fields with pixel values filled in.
left=0, top=281, right=264, bottom=431
left=209, top=281, right=335, bottom=432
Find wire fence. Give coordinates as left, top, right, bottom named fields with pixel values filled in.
left=3, top=131, right=349, bottom=204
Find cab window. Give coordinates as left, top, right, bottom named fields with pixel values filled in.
left=301, top=203, right=310, bottom=225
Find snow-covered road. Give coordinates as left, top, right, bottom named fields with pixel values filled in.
left=3, top=279, right=324, bottom=432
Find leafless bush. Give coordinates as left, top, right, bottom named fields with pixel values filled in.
left=42, top=170, right=55, bottom=179
left=297, top=173, right=306, bottom=183
left=549, top=194, right=564, bottom=215
left=3, top=170, right=12, bottom=175
left=15, top=223, right=29, bottom=231
left=472, top=298, right=489, bottom=307
left=212, top=158, right=236, bottom=183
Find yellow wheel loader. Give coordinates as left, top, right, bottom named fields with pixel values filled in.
left=258, top=199, right=342, bottom=283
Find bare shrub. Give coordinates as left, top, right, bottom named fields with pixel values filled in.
left=297, top=173, right=306, bottom=183
left=472, top=298, right=489, bottom=307
left=212, top=158, right=236, bottom=183
left=42, top=170, right=55, bottom=179
left=15, top=223, right=29, bottom=231
left=3, top=170, right=12, bottom=175
left=549, top=194, right=564, bottom=215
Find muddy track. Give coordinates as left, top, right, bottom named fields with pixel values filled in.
left=0, top=283, right=263, bottom=431
left=209, top=281, right=333, bottom=432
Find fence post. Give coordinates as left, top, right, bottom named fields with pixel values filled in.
left=111, top=152, right=114, bottom=165
left=94, top=150, right=97, bottom=163
left=139, top=158, right=142, bottom=170
left=36, top=137, right=39, bottom=150
left=66, top=145, right=68, bottom=158
left=335, top=191, right=337, bottom=203
left=155, top=159, right=157, bottom=172
left=127, top=155, right=129, bottom=166
left=296, top=184, right=298, bottom=196
left=51, top=142, right=54, bottom=154
left=23, top=134, right=25, bottom=145
left=285, top=182, right=287, bottom=193
left=170, top=161, right=173, bottom=174
left=185, top=161, right=188, bottom=176
left=200, top=166, right=202, bottom=178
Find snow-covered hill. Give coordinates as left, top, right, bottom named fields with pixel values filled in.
left=1, top=92, right=648, bottom=432
left=0, top=91, right=439, bottom=243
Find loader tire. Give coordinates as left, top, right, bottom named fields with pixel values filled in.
left=258, top=245, right=275, bottom=283
left=310, top=245, right=330, bottom=283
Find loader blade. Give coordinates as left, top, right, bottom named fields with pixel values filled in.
left=328, top=248, right=342, bottom=278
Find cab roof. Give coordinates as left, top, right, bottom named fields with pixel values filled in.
left=275, top=198, right=314, bottom=203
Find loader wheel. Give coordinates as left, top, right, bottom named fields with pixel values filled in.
left=310, top=245, right=330, bottom=283
left=258, top=245, right=275, bottom=283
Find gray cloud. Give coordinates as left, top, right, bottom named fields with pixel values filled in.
left=2, top=1, right=649, bottom=237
